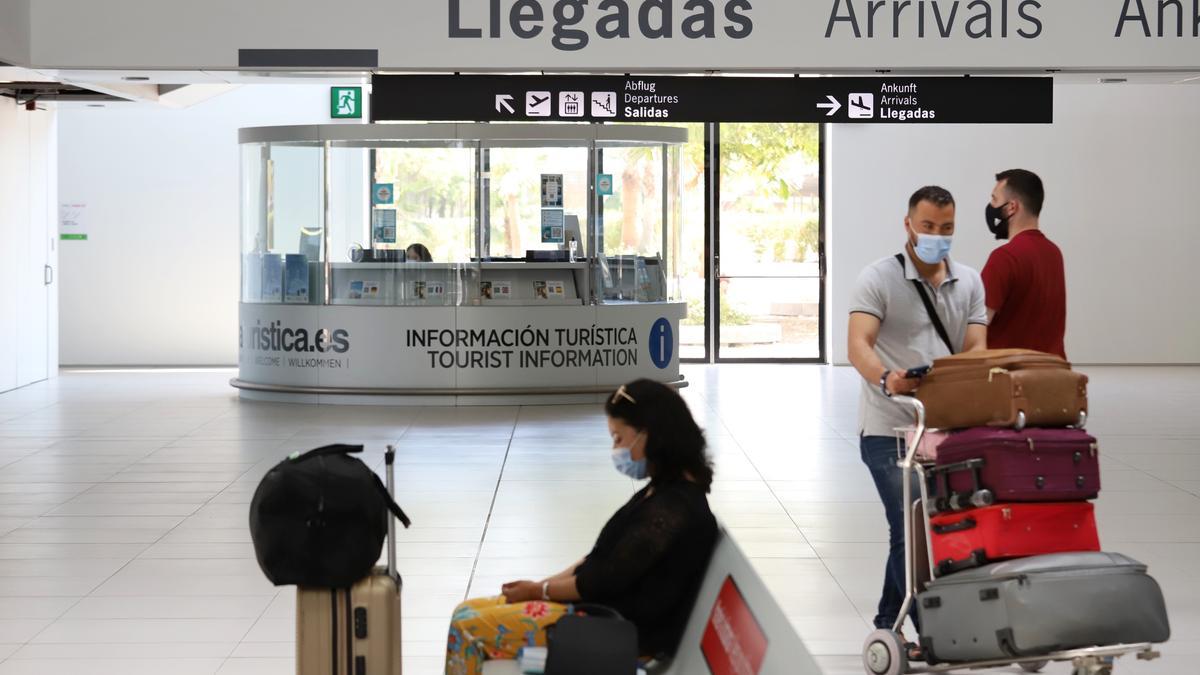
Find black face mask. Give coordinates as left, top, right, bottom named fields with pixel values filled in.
left=985, top=202, right=1011, bottom=240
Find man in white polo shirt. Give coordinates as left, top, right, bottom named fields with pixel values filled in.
left=847, top=186, right=988, bottom=649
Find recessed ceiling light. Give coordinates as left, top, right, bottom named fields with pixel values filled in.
left=122, top=76, right=150, bottom=81
left=1099, top=77, right=1128, bottom=84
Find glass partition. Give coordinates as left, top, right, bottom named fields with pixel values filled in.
left=238, top=125, right=686, bottom=309
left=324, top=139, right=478, bottom=307
left=594, top=140, right=682, bottom=303
left=370, top=143, right=476, bottom=263
left=240, top=141, right=324, bottom=305
left=486, top=145, right=588, bottom=260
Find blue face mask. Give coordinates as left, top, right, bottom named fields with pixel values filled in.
left=611, top=434, right=648, bottom=480
left=913, top=232, right=953, bottom=264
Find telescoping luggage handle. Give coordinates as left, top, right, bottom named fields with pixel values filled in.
left=385, top=445, right=399, bottom=580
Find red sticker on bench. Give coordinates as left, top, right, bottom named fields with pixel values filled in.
left=701, top=575, right=768, bottom=675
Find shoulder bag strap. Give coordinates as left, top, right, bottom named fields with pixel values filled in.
left=371, top=473, right=412, bottom=528
left=895, top=253, right=955, bottom=355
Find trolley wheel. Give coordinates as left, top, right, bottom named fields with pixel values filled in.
left=862, top=629, right=908, bottom=675
left=1076, top=410, right=1088, bottom=429
left=1014, top=410, right=1028, bottom=431
left=1020, top=660, right=1049, bottom=673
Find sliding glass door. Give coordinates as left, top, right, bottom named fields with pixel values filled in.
left=618, top=121, right=824, bottom=363
left=713, top=123, right=823, bottom=362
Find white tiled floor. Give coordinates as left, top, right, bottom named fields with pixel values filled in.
left=0, top=365, right=1198, bottom=674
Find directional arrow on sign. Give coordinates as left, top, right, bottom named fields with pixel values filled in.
left=817, top=95, right=842, bottom=117
left=495, top=94, right=515, bottom=114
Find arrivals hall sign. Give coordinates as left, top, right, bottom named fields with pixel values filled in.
left=440, top=0, right=1197, bottom=49
left=427, top=0, right=1198, bottom=70
left=22, top=0, right=1200, bottom=71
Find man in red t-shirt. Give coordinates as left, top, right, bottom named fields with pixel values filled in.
left=981, top=169, right=1067, bottom=359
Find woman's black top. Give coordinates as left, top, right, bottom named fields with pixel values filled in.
left=573, top=479, right=718, bottom=656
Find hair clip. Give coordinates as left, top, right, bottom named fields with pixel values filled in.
left=610, top=385, right=637, bottom=406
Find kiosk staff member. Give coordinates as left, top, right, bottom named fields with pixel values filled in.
left=406, top=243, right=433, bottom=262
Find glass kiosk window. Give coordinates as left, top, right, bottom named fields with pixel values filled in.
left=239, top=125, right=686, bottom=310
left=368, top=144, right=476, bottom=264
left=325, top=139, right=478, bottom=307
left=240, top=141, right=324, bottom=305
left=595, top=140, right=682, bottom=304
left=486, top=146, right=587, bottom=259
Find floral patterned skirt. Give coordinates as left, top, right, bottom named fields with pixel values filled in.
left=445, top=596, right=572, bottom=675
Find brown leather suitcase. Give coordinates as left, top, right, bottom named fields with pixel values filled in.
left=915, top=349, right=1087, bottom=430
left=297, top=447, right=403, bottom=675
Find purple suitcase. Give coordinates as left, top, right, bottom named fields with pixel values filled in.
left=929, top=428, right=1099, bottom=512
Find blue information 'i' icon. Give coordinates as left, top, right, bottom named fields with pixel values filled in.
left=649, top=318, right=673, bottom=369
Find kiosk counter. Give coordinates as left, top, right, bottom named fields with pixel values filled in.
left=233, top=123, right=687, bottom=405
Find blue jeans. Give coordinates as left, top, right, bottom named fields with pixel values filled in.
left=860, top=434, right=921, bottom=632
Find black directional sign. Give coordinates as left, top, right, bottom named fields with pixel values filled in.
left=372, top=75, right=1052, bottom=124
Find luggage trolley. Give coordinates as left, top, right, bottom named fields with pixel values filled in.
left=860, top=395, right=1161, bottom=675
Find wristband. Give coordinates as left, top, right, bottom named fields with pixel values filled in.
left=541, top=580, right=550, bottom=601
left=880, top=370, right=892, bottom=398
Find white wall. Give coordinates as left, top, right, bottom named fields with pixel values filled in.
left=828, top=83, right=1200, bottom=365
left=57, top=84, right=363, bottom=366
left=0, top=97, right=57, bottom=393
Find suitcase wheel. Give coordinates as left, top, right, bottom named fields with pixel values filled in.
left=1014, top=410, right=1027, bottom=431
left=1020, top=660, right=1048, bottom=673
left=862, top=629, right=907, bottom=675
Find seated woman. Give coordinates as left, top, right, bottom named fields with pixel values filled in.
left=445, top=379, right=718, bottom=675
left=406, top=242, right=433, bottom=262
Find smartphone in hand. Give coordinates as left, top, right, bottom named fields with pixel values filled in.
left=904, top=365, right=932, bottom=379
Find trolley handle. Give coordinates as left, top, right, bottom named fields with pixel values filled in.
left=891, top=395, right=926, bottom=469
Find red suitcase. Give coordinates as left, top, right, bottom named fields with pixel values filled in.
left=928, top=502, right=1099, bottom=577
left=928, top=428, right=1100, bottom=512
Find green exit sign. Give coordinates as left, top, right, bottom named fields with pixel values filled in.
left=331, top=86, right=363, bottom=119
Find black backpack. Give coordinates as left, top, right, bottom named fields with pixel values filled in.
left=249, top=444, right=411, bottom=588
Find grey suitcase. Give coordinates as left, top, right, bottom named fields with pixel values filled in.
left=917, top=552, right=1169, bottom=663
